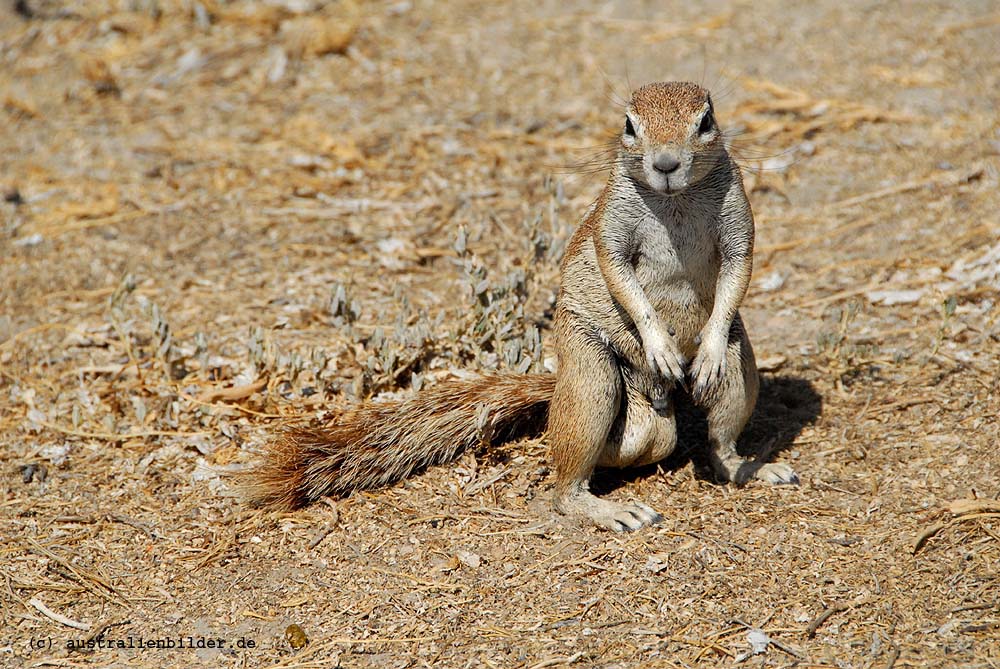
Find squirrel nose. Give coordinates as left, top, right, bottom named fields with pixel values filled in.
left=653, top=155, right=681, bottom=174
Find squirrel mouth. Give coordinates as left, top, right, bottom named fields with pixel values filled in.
left=630, top=171, right=684, bottom=198
left=657, top=184, right=684, bottom=197
left=635, top=179, right=683, bottom=198
left=644, top=172, right=686, bottom=197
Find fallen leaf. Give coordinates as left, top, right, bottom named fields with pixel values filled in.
left=758, top=354, right=787, bottom=372
left=281, top=0, right=359, bottom=57
left=279, top=595, right=310, bottom=608
left=947, top=499, right=1000, bottom=515
left=196, top=378, right=267, bottom=403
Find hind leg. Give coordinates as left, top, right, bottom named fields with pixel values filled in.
left=698, top=316, right=799, bottom=485
left=599, top=372, right=678, bottom=469
left=549, top=317, right=662, bottom=532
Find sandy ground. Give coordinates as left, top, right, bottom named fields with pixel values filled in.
left=2, top=0, right=999, bottom=667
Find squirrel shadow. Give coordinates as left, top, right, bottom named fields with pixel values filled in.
left=591, top=373, right=822, bottom=496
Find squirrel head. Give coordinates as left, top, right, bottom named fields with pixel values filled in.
left=620, top=82, right=725, bottom=195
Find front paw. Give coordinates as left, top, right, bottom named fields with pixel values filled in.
left=690, top=332, right=728, bottom=401
left=643, top=329, right=687, bottom=384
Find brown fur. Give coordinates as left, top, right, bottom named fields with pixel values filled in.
left=630, top=82, right=709, bottom=142
left=544, top=80, right=798, bottom=531
left=243, top=374, right=553, bottom=509
left=560, top=187, right=605, bottom=269
left=245, top=82, right=797, bottom=531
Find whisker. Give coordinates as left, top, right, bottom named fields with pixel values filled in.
left=707, top=64, right=749, bottom=103
left=549, top=149, right=624, bottom=175
left=598, top=67, right=629, bottom=111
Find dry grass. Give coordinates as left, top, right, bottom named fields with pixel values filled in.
left=2, top=1, right=999, bottom=667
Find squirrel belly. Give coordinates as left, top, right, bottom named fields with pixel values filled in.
left=243, top=373, right=553, bottom=509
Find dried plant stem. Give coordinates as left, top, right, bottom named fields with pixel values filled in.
left=28, top=597, right=92, bottom=631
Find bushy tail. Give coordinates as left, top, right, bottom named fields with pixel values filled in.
left=243, top=373, right=555, bottom=509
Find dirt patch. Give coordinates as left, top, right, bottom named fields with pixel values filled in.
left=2, top=1, right=999, bottom=667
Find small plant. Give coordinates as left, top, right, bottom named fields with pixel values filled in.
left=448, top=214, right=553, bottom=374
left=328, top=283, right=362, bottom=328
left=246, top=326, right=308, bottom=382
left=815, top=301, right=883, bottom=388
left=929, top=295, right=958, bottom=358
left=145, top=302, right=174, bottom=364
left=316, top=180, right=570, bottom=398
left=816, top=301, right=860, bottom=359
left=107, top=273, right=141, bottom=376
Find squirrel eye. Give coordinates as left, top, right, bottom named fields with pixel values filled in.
left=698, top=108, right=715, bottom=134
left=624, top=117, right=636, bottom=137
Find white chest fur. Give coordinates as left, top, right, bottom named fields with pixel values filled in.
left=631, top=202, right=721, bottom=311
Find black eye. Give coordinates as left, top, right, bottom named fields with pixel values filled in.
left=624, top=117, right=636, bottom=137
left=698, top=108, right=714, bottom=134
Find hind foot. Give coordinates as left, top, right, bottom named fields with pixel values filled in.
left=555, top=488, right=663, bottom=532
left=723, top=460, right=800, bottom=486
left=751, top=462, right=799, bottom=485
left=710, top=440, right=800, bottom=486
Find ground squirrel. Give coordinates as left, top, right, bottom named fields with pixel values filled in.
left=245, top=81, right=799, bottom=531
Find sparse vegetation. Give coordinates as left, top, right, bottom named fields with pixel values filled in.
left=1, top=1, right=998, bottom=668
